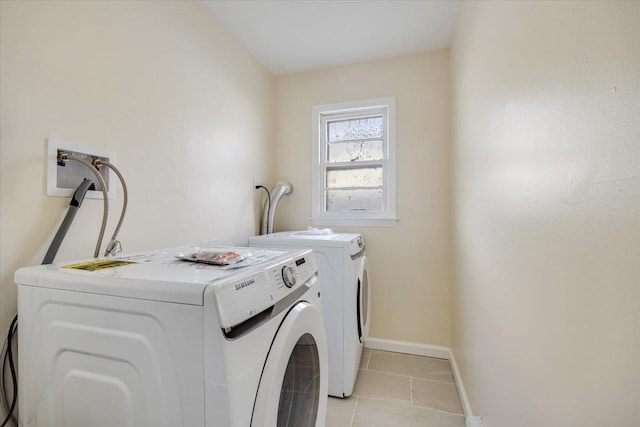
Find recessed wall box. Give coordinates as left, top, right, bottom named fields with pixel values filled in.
left=47, top=138, right=116, bottom=200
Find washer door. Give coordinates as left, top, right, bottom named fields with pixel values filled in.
left=357, top=255, right=371, bottom=343
left=252, top=301, right=328, bottom=427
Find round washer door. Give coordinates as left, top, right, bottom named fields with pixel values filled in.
left=357, top=255, right=371, bottom=343
left=252, top=301, right=328, bottom=427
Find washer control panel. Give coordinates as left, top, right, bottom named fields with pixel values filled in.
left=278, top=254, right=316, bottom=289
left=213, top=249, right=318, bottom=330
left=281, top=266, right=296, bottom=287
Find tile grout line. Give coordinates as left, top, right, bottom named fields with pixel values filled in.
left=410, top=376, right=456, bottom=385
left=356, top=394, right=464, bottom=416
left=367, top=350, right=456, bottom=384
left=412, top=403, right=466, bottom=418
left=361, top=368, right=455, bottom=385
left=349, top=396, right=359, bottom=427
left=410, top=376, right=414, bottom=407
left=354, top=350, right=465, bottom=424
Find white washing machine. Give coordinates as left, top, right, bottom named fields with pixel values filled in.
left=15, top=246, right=327, bottom=427
left=249, top=232, right=370, bottom=398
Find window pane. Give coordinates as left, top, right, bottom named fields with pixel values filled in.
left=326, top=189, right=383, bottom=212
left=326, top=167, right=382, bottom=188
left=327, top=140, right=383, bottom=163
left=327, top=116, right=383, bottom=142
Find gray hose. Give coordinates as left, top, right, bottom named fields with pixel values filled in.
left=260, top=181, right=293, bottom=235
left=42, top=178, right=95, bottom=264
left=95, top=160, right=127, bottom=256
left=62, top=154, right=109, bottom=258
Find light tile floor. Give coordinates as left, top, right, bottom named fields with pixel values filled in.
left=326, top=349, right=466, bottom=427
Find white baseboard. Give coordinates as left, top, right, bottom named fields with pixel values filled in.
left=364, top=337, right=483, bottom=426
left=466, top=416, right=485, bottom=427
left=448, top=350, right=482, bottom=424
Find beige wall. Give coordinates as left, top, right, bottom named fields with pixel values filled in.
left=451, top=1, right=640, bottom=426
left=0, top=1, right=275, bottom=338
left=274, top=52, right=453, bottom=346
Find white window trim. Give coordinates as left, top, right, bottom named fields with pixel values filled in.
left=311, top=97, right=397, bottom=228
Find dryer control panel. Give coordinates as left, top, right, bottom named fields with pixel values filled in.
left=348, top=235, right=365, bottom=259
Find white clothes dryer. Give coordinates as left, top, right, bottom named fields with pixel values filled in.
left=15, top=246, right=327, bottom=427
left=249, top=232, right=370, bottom=398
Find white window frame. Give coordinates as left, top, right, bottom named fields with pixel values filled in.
left=311, top=97, right=397, bottom=227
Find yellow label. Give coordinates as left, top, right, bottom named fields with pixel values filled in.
left=63, top=259, right=137, bottom=272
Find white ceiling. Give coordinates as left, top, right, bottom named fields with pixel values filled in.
left=204, top=0, right=463, bottom=76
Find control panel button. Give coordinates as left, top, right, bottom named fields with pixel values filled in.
left=282, top=265, right=297, bottom=288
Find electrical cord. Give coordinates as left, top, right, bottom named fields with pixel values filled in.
left=0, top=338, right=8, bottom=422
left=1, top=316, right=18, bottom=427
left=256, top=185, right=271, bottom=235
left=0, top=338, right=9, bottom=422
left=58, top=152, right=109, bottom=257
left=94, top=159, right=127, bottom=256
left=0, top=331, right=13, bottom=427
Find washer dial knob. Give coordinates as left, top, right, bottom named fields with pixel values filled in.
left=282, top=266, right=297, bottom=288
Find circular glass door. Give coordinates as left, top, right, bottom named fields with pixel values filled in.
left=252, top=301, right=327, bottom=427
left=357, top=255, right=371, bottom=342
left=277, top=333, right=321, bottom=426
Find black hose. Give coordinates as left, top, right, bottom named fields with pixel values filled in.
left=256, top=185, right=271, bottom=235
left=1, top=316, right=18, bottom=427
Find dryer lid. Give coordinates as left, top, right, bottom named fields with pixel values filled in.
left=250, top=231, right=363, bottom=249
left=250, top=231, right=365, bottom=257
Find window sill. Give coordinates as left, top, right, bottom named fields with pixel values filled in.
left=310, top=216, right=398, bottom=228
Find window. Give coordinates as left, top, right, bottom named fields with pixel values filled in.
left=312, top=97, right=397, bottom=227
